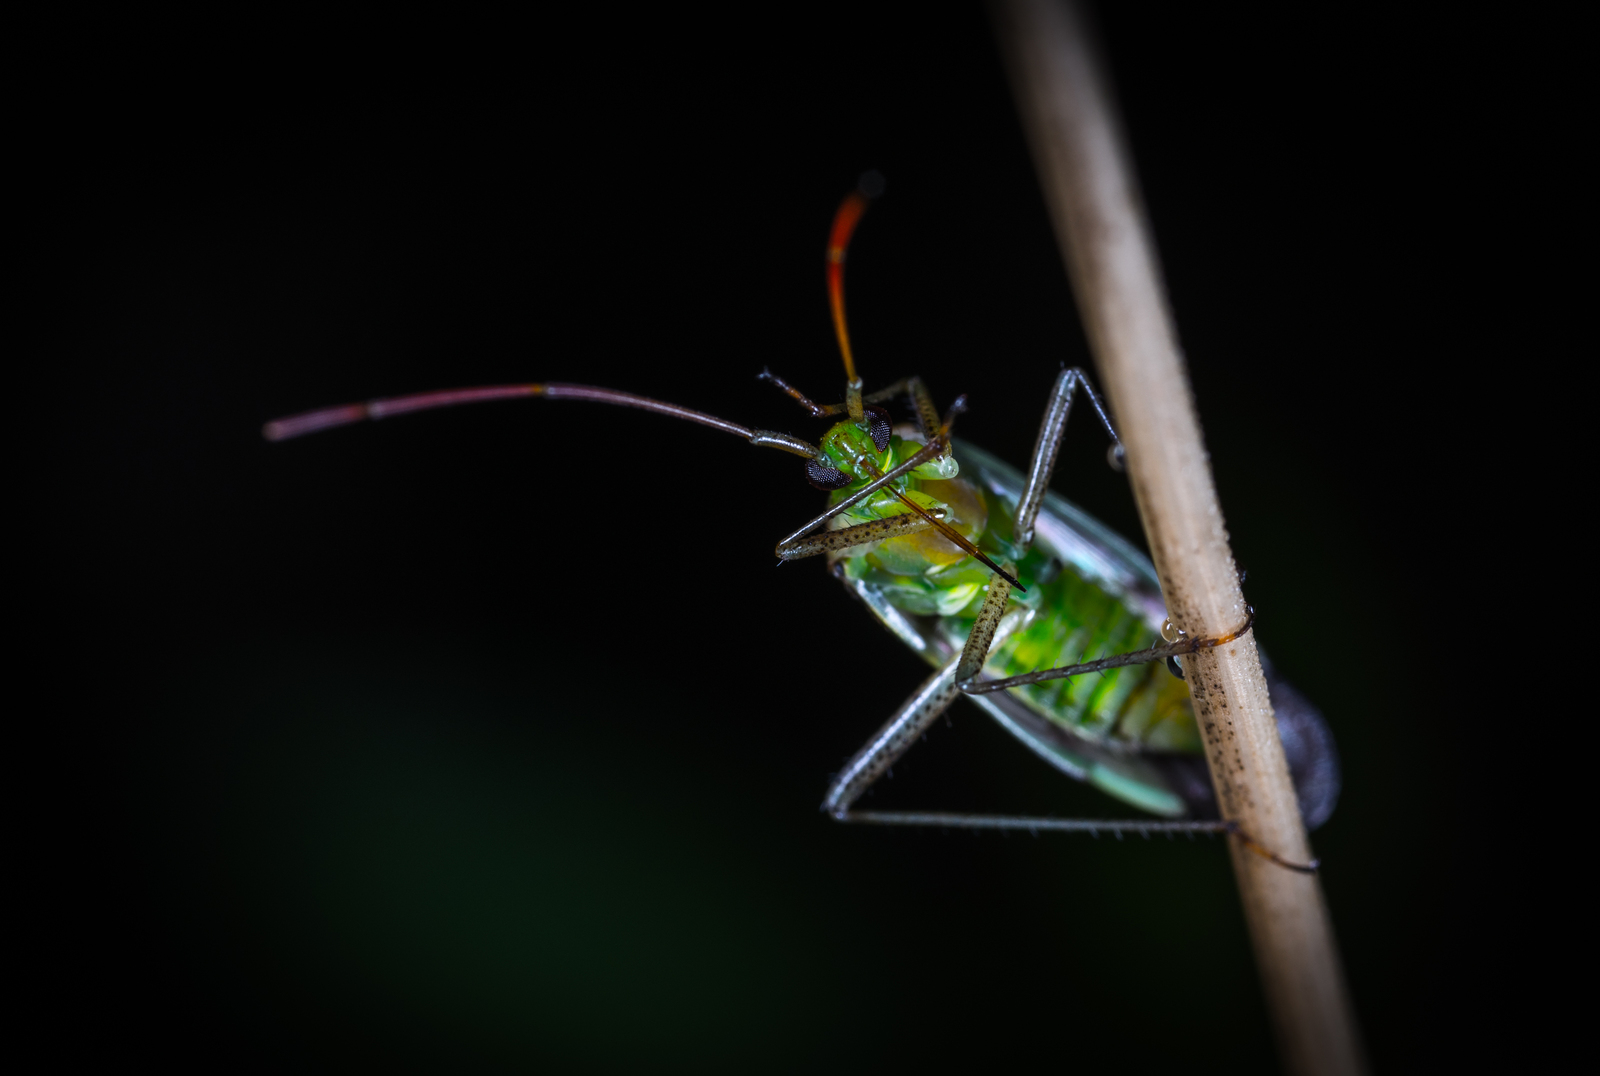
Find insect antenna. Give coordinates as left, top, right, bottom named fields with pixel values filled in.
left=827, top=171, right=884, bottom=424
left=263, top=382, right=823, bottom=460
left=263, top=384, right=545, bottom=441
left=757, top=368, right=831, bottom=418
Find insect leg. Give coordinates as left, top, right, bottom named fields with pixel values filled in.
left=823, top=651, right=965, bottom=819
left=824, top=568, right=1016, bottom=816
left=962, top=607, right=1256, bottom=696
left=899, top=376, right=946, bottom=454
left=776, top=511, right=942, bottom=561
left=841, top=812, right=1234, bottom=841
left=1014, top=367, right=1125, bottom=550
left=839, top=812, right=1315, bottom=871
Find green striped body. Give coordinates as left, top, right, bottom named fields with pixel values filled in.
left=829, top=436, right=1202, bottom=817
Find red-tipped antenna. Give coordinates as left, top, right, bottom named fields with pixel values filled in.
left=827, top=171, right=884, bottom=422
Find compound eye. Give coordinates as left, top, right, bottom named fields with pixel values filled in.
left=863, top=405, right=892, bottom=453
left=806, top=457, right=854, bottom=490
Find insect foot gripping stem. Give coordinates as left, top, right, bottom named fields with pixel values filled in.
left=1226, top=822, right=1321, bottom=874
left=963, top=606, right=1256, bottom=695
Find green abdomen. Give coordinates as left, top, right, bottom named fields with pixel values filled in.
left=942, top=567, right=1200, bottom=754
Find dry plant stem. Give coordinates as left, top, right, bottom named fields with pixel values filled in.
left=992, top=2, right=1365, bottom=1074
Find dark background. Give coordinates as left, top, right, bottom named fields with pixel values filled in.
left=27, top=4, right=1570, bottom=1072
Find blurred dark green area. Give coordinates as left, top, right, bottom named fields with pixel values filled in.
left=27, top=3, right=1564, bottom=1072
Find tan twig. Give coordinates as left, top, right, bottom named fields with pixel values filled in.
left=991, top=3, right=1365, bottom=1073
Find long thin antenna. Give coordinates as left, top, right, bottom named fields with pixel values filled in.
left=263, top=384, right=544, bottom=441
left=263, top=382, right=819, bottom=458
left=827, top=172, right=883, bottom=423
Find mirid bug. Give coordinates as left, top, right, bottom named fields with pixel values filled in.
left=265, top=176, right=1338, bottom=871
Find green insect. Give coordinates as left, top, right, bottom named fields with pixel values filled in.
left=265, top=176, right=1338, bottom=869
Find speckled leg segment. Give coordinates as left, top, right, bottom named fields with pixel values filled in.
left=822, top=651, right=965, bottom=819
left=776, top=511, right=942, bottom=561
left=1013, top=367, right=1123, bottom=550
